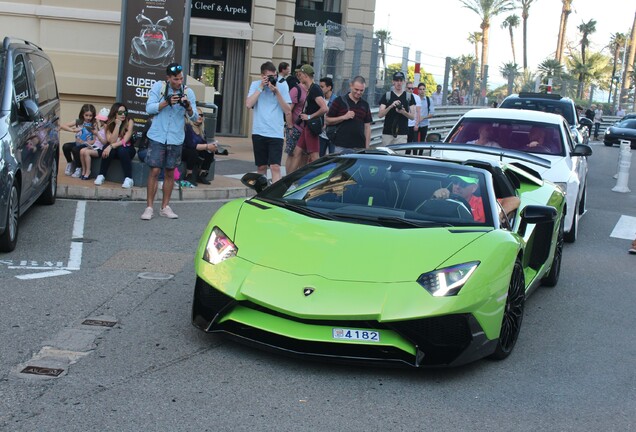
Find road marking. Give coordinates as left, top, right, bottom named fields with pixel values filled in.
left=16, top=270, right=72, bottom=280
left=14, top=201, right=86, bottom=279
left=610, top=215, right=636, bottom=240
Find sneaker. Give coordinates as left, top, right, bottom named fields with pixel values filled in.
left=158, top=180, right=164, bottom=190
left=159, top=205, right=178, bottom=219
left=140, top=206, right=154, bottom=220
left=71, top=168, right=81, bottom=178
left=122, top=177, right=134, bottom=189
left=64, top=162, right=73, bottom=176
left=94, top=174, right=105, bottom=185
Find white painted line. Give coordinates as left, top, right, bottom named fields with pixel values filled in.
left=16, top=270, right=72, bottom=280
left=67, top=201, right=86, bottom=271
left=610, top=215, right=636, bottom=240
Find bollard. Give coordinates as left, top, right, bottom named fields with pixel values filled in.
left=612, top=140, right=631, bottom=193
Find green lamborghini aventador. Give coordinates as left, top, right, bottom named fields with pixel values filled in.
left=192, top=144, right=565, bottom=367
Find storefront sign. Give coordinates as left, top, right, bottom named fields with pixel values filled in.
left=191, top=0, right=251, bottom=22
left=118, top=0, right=188, bottom=132
left=294, top=8, right=342, bottom=34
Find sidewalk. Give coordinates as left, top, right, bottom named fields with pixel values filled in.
left=57, top=137, right=257, bottom=201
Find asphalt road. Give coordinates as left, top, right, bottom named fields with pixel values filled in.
left=1, top=143, right=635, bottom=431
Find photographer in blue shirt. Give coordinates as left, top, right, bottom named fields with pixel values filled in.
left=141, top=63, right=198, bottom=220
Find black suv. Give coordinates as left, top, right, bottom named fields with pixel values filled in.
left=499, top=92, right=593, bottom=146
left=0, top=37, right=60, bottom=252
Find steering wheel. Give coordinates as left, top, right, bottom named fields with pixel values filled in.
left=447, top=193, right=473, bottom=216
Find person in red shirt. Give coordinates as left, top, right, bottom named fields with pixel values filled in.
left=432, top=175, right=519, bottom=223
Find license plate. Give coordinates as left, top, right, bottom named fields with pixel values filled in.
left=332, top=328, right=380, bottom=342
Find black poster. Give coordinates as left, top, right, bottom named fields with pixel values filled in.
left=294, top=8, right=342, bottom=34
left=191, top=0, right=252, bottom=22
left=118, top=0, right=188, bottom=132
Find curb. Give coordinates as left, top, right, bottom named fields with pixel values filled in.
left=57, top=184, right=254, bottom=201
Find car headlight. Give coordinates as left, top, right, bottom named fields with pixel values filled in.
left=203, top=227, right=238, bottom=264
left=554, top=182, right=568, bottom=195
left=604, top=130, right=611, bottom=136
left=417, top=261, right=479, bottom=297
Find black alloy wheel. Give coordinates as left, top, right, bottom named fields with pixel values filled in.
left=489, top=259, right=525, bottom=360
left=542, top=217, right=564, bottom=287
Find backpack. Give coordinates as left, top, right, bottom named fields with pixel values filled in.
left=325, top=95, right=351, bottom=142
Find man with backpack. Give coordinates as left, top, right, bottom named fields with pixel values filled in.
left=325, top=76, right=372, bottom=153
left=378, top=71, right=416, bottom=145
left=414, top=82, right=435, bottom=142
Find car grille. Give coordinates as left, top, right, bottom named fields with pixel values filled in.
left=193, top=278, right=476, bottom=366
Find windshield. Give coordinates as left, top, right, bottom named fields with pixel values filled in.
left=500, top=98, right=575, bottom=125
left=447, top=118, right=564, bottom=156
left=616, top=119, right=636, bottom=129
left=253, top=156, right=494, bottom=228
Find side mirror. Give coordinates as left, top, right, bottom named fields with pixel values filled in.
left=520, top=205, right=557, bottom=224
left=22, top=99, right=40, bottom=121
left=579, top=117, right=593, bottom=127
left=241, top=172, right=268, bottom=193
left=571, top=144, right=592, bottom=157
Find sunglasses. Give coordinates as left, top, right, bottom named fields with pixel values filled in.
left=406, top=87, right=414, bottom=90
left=168, top=64, right=183, bottom=74
left=117, top=110, right=128, bottom=116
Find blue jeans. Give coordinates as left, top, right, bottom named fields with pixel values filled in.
left=137, top=147, right=164, bottom=181
left=593, top=122, right=601, bottom=138
left=319, top=136, right=334, bottom=157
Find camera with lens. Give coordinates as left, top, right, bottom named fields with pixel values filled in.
left=268, top=75, right=278, bottom=86
left=178, top=92, right=190, bottom=109
left=395, top=101, right=403, bottom=110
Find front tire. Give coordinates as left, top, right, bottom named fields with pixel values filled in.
left=489, top=259, right=525, bottom=360
left=0, top=183, right=20, bottom=252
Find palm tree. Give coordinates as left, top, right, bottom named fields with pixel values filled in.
left=500, top=62, right=520, bottom=95
left=501, top=14, right=520, bottom=63
left=567, top=51, right=610, bottom=99
left=555, top=0, right=573, bottom=64
left=607, top=32, right=626, bottom=104
left=620, top=11, right=636, bottom=108
left=576, top=19, right=597, bottom=98
left=374, top=29, right=392, bottom=71
left=459, top=0, right=516, bottom=78
left=519, top=0, right=537, bottom=70
left=538, top=58, right=564, bottom=78
left=467, top=31, right=483, bottom=73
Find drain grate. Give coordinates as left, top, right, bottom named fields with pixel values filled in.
left=81, top=319, right=117, bottom=327
left=20, top=365, right=64, bottom=377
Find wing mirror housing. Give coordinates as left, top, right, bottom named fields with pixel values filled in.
left=571, top=144, right=593, bottom=157
left=241, top=173, right=269, bottom=193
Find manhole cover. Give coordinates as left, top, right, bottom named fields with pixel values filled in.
left=81, top=319, right=117, bottom=327
left=21, top=365, right=65, bottom=377
left=138, top=272, right=174, bottom=280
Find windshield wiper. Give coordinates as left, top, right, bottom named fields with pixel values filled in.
left=330, top=213, right=453, bottom=228
left=256, top=198, right=335, bottom=220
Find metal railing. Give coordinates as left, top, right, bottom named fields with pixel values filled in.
left=369, top=105, right=480, bottom=146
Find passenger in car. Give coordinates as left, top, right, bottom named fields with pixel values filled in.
left=467, top=125, right=501, bottom=148
left=525, top=127, right=553, bottom=153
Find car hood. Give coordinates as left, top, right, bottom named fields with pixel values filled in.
left=608, top=126, right=636, bottom=136
left=232, top=200, right=489, bottom=283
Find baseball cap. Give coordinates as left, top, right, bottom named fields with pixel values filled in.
left=300, top=64, right=314, bottom=75
left=450, top=175, right=479, bottom=186
left=96, top=107, right=109, bottom=121
left=392, top=71, right=405, bottom=81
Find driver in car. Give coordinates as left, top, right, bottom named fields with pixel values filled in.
left=432, top=175, right=520, bottom=223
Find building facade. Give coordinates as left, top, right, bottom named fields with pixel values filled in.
left=0, top=0, right=376, bottom=137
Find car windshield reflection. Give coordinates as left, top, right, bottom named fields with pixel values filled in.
left=256, top=156, right=493, bottom=228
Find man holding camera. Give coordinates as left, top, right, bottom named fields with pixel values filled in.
left=246, top=61, right=291, bottom=183
left=378, top=71, right=416, bottom=145
left=142, top=62, right=198, bottom=220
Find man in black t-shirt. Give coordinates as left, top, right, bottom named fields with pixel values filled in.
left=290, top=64, right=328, bottom=171
left=378, top=71, right=416, bottom=145
left=325, top=76, right=372, bottom=152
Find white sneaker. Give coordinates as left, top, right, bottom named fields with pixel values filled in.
left=64, top=163, right=73, bottom=176
left=140, top=206, right=153, bottom=220
left=94, top=174, right=105, bottom=185
left=158, top=180, right=164, bottom=190
left=71, top=168, right=81, bottom=178
left=159, top=205, right=178, bottom=219
left=122, top=177, right=134, bottom=189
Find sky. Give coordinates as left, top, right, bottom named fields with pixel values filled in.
left=373, top=0, right=635, bottom=91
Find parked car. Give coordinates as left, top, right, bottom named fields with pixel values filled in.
left=0, top=37, right=59, bottom=252
left=442, top=108, right=592, bottom=242
left=604, top=118, right=636, bottom=148
left=192, top=149, right=565, bottom=367
left=499, top=92, right=593, bottom=146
